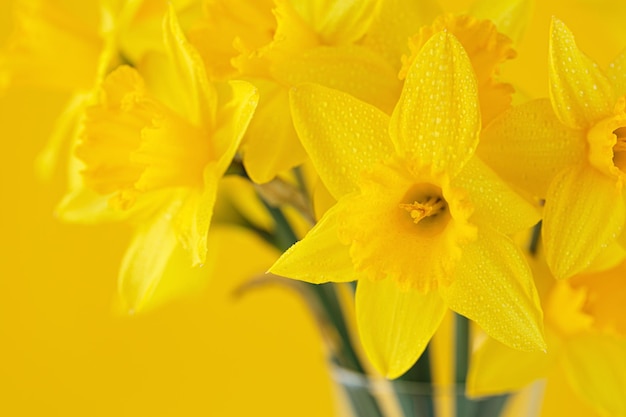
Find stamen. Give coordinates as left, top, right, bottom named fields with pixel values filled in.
left=399, top=196, right=446, bottom=224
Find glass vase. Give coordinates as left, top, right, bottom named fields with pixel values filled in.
left=333, top=365, right=544, bottom=417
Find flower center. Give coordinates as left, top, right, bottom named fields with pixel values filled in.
left=399, top=196, right=446, bottom=224
left=398, top=183, right=451, bottom=236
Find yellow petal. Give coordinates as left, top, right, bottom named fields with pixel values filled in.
left=470, top=0, right=532, bottom=45
left=121, top=232, right=216, bottom=314
left=213, top=79, right=259, bottom=174
left=291, top=0, right=380, bottom=45
left=468, top=331, right=559, bottom=396
left=452, top=156, right=541, bottom=234
left=390, top=31, right=480, bottom=176
left=362, top=0, right=441, bottom=71
left=273, top=45, right=401, bottom=114
left=242, top=82, right=308, bottom=184
left=55, top=186, right=130, bottom=223
left=478, top=99, right=586, bottom=198
left=563, top=334, right=626, bottom=417
left=356, top=278, right=447, bottom=378
left=188, top=0, right=275, bottom=80
left=542, top=366, right=603, bottom=417
left=607, top=48, right=626, bottom=98
left=163, top=4, right=217, bottom=128
left=549, top=18, right=614, bottom=129
left=581, top=241, right=626, bottom=276
left=35, top=93, right=89, bottom=181
left=571, top=260, right=626, bottom=336
left=172, top=166, right=219, bottom=267
left=118, top=206, right=180, bottom=313
left=232, top=0, right=317, bottom=78
left=269, top=203, right=355, bottom=284
left=401, top=14, right=516, bottom=126
left=543, top=167, right=626, bottom=280
left=440, top=226, right=546, bottom=352
left=1, top=0, right=102, bottom=91
left=289, top=83, right=393, bottom=199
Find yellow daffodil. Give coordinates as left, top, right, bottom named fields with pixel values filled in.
left=0, top=0, right=202, bottom=181
left=469, top=257, right=626, bottom=417
left=63, top=6, right=258, bottom=313
left=0, top=0, right=103, bottom=92
left=270, top=31, right=544, bottom=378
left=479, top=18, right=626, bottom=279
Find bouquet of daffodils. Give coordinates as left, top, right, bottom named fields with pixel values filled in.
left=3, top=0, right=625, bottom=416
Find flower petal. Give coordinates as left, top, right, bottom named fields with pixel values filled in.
left=0, top=0, right=102, bottom=91
left=213, top=79, right=259, bottom=174
left=242, top=82, right=307, bottom=184
left=401, top=14, right=516, bottom=126
left=468, top=330, right=559, bottom=396
left=121, top=233, right=216, bottom=314
left=290, top=0, right=380, bottom=45
left=452, top=156, right=541, bottom=234
left=55, top=186, right=130, bottom=223
left=543, top=167, right=626, bottom=279
left=390, top=31, right=480, bottom=176
left=607, top=48, right=626, bottom=98
left=273, top=45, right=401, bottom=114
left=356, top=278, right=446, bottom=378
left=163, top=4, right=217, bottom=128
left=542, top=367, right=602, bottom=417
left=478, top=98, right=586, bottom=198
left=289, top=83, right=393, bottom=199
left=118, top=207, right=180, bottom=313
left=363, top=0, right=441, bottom=71
left=172, top=166, right=219, bottom=267
left=469, top=0, right=532, bottom=45
left=549, top=18, right=614, bottom=129
left=440, top=226, right=545, bottom=352
left=563, top=334, right=626, bottom=417
left=269, top=203, right=356, bottom=284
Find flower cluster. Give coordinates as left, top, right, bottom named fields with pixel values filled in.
left=3, top=0, right=625, bottom=416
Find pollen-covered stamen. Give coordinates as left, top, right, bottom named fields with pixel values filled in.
left=399, top=196, right=446, bottom=224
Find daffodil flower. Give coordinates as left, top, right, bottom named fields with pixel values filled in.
left=270, top=31, right=544, bottom=378
left=468, top=257, right=626, bottom=417
left=479, top=18, right=626, bottom=279
left=65, top=6, right=258, bottom=312
left=1, top=0, right=202, bottom=180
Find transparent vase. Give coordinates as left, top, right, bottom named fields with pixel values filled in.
left=333, top=366, right=544, bottom=417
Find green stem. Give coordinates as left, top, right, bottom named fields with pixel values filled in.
left=454, top=315, right=510, bottom=417
left=397, top=346, right=435, bottom=417
left=455, top=314, right=478, bottom=417
left=529, top=221, right=542, bottom=256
